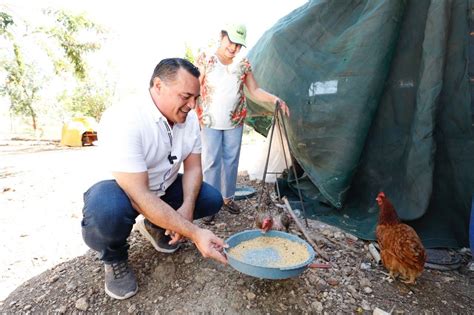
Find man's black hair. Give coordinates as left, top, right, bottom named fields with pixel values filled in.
left=149, top=58, right=200, bottom=88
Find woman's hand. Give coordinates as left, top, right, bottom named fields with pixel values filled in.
left=275, top=98, right=290, bottom=117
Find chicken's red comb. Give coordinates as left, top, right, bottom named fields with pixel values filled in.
left=377, top=192, right=386, bottom=198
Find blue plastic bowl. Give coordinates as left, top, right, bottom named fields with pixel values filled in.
left=234, top=186, right=257, bottom=201
left=224, top=230, right=316, bottom=279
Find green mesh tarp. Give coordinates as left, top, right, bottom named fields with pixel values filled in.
left=245, top=0, right=474, bottom=248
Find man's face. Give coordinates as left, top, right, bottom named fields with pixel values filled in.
left=153, top=68, right=200, bottom=124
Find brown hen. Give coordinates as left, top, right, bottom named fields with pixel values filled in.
left=255, top=211, right=291, bottom=233
left=375, top=192, right=427, bottom=284
left=254, top=190, right=291, bottom=233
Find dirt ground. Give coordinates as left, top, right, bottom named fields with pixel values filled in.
left=0, top=140, right=473, bottom=314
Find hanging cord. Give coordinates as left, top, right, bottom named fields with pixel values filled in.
left=257, top=101, right=308, bottom=227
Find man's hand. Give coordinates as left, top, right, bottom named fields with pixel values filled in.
left=192, top=228, right=228, bottom=264
left=167, top=153, right=202, bottom=245
left=166, top=205, right=194, bottom=244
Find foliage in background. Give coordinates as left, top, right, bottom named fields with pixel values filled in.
left=41, top=9, right=106, bottom=80
left=0, top=12, right=43, bottom=131
left=59, top=78, right=114, bottom=122
left=184, top=39, right=216, bottom=65
left=0, top=8, right=110, bottom=134
left=0, top=12, right=14, bottom=38
left=1, top=45, right=42, bottom=130
left=184, top=43, right=195, bottom=64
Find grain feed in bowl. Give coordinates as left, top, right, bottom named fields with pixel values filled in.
left=227, top=236, right=311, bottom=268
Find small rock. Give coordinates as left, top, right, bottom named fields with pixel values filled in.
left=48, top=275, right=60, bottom=283
left=278, top=303, right=288, bottom=311
left=128, top=303, right=137, bottom=313
left=56, top=305, right=67, bottom=314
left=215, top=222, right=226, bottom=229
left=346, top=233, right=358, bottom=241
left=443, top=276, right=455, bottom=282
left=75, top=297, right=88, bottom=311
left=9, top=301, right=17, bottom=307
left=237, top=279, right=244, bottom=285
left=360, top=262, right=371, bottom=270
left=363, top=287, right=373, bottom=294
left=158, top=296, right=164, bottom=301
left=66, top=282, right=78, bottom=292
left=23, top=305, right=32, bottom=311
left=339, top=303, right=348, bottom=311
left=342, top=267, right=352, bottom=275
left=361, top=299, right=371, bottom=311
left=34, top=294, right=47, bottom=303
left=347, top=285, right=357, bottom=295
left=246, top=292, right=256, bottom=300
left=176, top=287, right=183, bottom=293
left=327, top=278, right=339, bottom=286
left=184, top=257, right=194, bottom=264
left=373, top=307, right=391, bottom=315
left=359, top=278, right=371, bottom=287
left=467, top=261, right=474, bottom=271
left=322, top=229, right=332, bottom=237
left=333, top=231, right=343, bottom=239
left=311, top=301, right=324, bottom=312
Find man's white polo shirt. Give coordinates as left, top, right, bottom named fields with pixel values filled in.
left=98, top=91, right=201, bottom=196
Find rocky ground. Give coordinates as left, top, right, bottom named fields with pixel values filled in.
left=0, top=140, right=473, bottom=314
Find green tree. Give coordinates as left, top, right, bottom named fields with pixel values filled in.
left=41, top=9, right=105, bottom=80
left=0, top=12, right=43, bottom=131
left=0, top=9, right=108, bottom=132
left=1, top=45, right=42, bottom=131
left=60, top=78, right=114, bottom=122
left=0, top=12, right=14, bottom=37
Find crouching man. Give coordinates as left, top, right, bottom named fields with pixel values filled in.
left=81, top=58, right=226, bottom=300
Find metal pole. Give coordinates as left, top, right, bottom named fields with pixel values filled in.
left=257, top=102, right=279, bottom=211
left=276, top=101, right=309, bottom=227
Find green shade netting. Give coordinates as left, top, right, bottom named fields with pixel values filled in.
left=245, top=0, right=474, bottom=248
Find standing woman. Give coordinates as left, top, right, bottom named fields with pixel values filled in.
left=196, top=24, right=289, bottom=222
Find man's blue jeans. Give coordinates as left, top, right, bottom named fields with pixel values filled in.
left=81, top=174, right=223, bottom=263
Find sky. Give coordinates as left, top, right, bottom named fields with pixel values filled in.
left=2, top=0, right=307, bottom=97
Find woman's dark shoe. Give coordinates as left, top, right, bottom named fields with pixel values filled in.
left=223, top=200, right=241, bottom=214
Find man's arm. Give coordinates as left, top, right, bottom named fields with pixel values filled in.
left=113, top=171, right=198, bottom=238
left=179, top=153, right=203, bottom=220
left=112, top=171, right=227, bottom=264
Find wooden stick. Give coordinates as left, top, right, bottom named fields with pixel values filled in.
left=282, top=197, right=331, bottom=263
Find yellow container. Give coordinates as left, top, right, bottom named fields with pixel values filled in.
left=60, top=116, right=98, bottom=147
